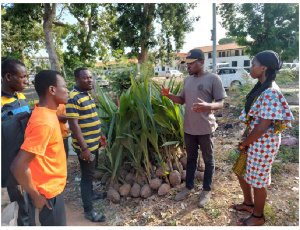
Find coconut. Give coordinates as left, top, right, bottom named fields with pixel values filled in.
left=195, top=171, right=204, bottom=181
left=181, top=170, right=186, bottom=181
left=112, top=182, right=121, bottom=192
left=125, top=173, right=134, bottom=186
left=150, top=178, right=162, bottom=190
left=107, top=187, right=120, bottom=204
left=94, top=170, right=105, bottom=180
left=137, top=174, right=146, bottom=186
left=101, top=172, right=110, bottom=184
left=158, top=183, right=170, bottom=196
left=197, top=157, right=205, bottom=172
left=140, top=184, right=152, bottom=198
left=130, top=183, right=141, bottom=198
left=180, top=157, right=187, bottom=169
left=119, top=183, right=131, bottom=197
left=156, top=167, right=163, bottom=177
left=172, top=162, right=183, bottom=172
left=169, top=170, right=181, bottom=187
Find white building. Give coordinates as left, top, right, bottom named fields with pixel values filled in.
left=193, top=43, right=251, bottom=71
left=154, top=53, right=187, bottom=76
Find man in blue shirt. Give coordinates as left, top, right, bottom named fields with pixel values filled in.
left=1, top=58, right=35, bottom=226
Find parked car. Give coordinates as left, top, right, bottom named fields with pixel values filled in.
left=95, top=76, right=109, bottom=87
left=217, top=67, right=255, bottom=89
left=165, top=70, right=183, bottom=79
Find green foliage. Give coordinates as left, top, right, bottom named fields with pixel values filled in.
left=227, top=150, right=239, bottom=164
left=277, top=145, right=299, bottom=163
left=293, top=126, right=299, bottom=139
left=95, top=75, right=185, bottom=184
left=1, top=4, right=44, bottom=58
left=63, top=3, right=116, bottom=67
left=218, top=37, right=236, bottom=45
left=217, top=3, right=299, bottom=61
left=111, top=3, right=198, bottom=63
left=276, top=69, right=296, bottom=86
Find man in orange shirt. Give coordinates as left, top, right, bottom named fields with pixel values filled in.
left=11, top=70, right=69, bottom=226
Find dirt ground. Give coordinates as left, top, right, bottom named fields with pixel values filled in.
left=1, top=79, right=299, bottom=226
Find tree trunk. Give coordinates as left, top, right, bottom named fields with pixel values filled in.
left=138, top=3, right=155, bottom=64
left=43, top=3, right=60, bottom=72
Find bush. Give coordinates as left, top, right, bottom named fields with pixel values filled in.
left=227, top=150, right=239, bottom=164
left=277, top=145, right=299, bottom=163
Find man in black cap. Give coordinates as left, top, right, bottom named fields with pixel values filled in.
left=161, top=49, right=227, bottom=207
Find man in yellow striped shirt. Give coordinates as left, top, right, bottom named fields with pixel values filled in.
left=66, top=67, right=106, bottom=222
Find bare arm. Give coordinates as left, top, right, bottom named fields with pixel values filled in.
left=241, top=118, right=271, bottom=147
left=191, top=98, right=224, bottom=113
left=57, top=114, right=68, bottom=124
left=161, top=85, right=185, bottom=105
left=10, top=149, right=51, bottom=211
left=68, top=117, right=91, bottom=161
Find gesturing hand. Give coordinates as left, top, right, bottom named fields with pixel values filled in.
left=191, top=98, right=211, bottom=113
left=161, top=85, right=170, bottom=96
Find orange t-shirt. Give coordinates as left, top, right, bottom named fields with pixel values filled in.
left=56, top=104, right=69, bottom=138
left=21, top=104, right=67, bottom=199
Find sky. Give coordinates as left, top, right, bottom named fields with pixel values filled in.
left=179, top=3, right=228, bottom=53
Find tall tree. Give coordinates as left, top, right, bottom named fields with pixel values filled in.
left=1, top=3, right=67, bottom=71
left=111, top=3, right=198, bottom=64
left=43, top=3, right=60, bottom=72
left=1, top=4, right=44, bottom=63
left=217, top=3, right=299, bottom=61
left=63, top=3, right=116, bottom=68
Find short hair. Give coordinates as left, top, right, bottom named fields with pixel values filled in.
left=34, top=70, right=62, bottom=97
left=74, top=67, right=88, bottom=78
left=1, top=58, right=26, bottom=79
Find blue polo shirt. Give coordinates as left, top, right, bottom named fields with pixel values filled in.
left=1, top=91, right=30, bottom=118
left=66, top=86, right=101, bottom=152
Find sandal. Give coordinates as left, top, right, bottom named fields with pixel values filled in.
left=84, top=210, right=106, bottom=222
left=231, top=202, right=254, bottom=212
left=242, top=213, right=265, bottom=226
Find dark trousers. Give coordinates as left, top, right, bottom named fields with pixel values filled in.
left=75, top=149, right=99, bottom=213
left=33, top=192, right=66, bottom=226
left=184, top=133, right=215, bottom=191
left=63, top=137, right=69, bottom=159
left=7, top=186, right=36, bottom=226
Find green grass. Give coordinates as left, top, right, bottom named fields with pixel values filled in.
left=27, top=99, right=39, bottom=109
left=277, top=145, right=299, bottom=163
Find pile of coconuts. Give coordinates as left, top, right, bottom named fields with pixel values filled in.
left=103, top=156, right=205, bottom=204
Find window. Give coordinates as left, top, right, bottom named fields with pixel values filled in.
left=244, top=60, right=250, bottom=67
left=167, top=68, right=169, bottom=71
left=219, top=52, right=222, bottom=57
left=232, top=61, right=237, bottom=67
left=208, top=53, right=212, bottom=58
left=235, top=50, right=239, bottom=56
left=162, top=66, right=165, bottom=71
left=222, top=52, right=225, bottom=57
left=242, top=49, right=244, bottom=56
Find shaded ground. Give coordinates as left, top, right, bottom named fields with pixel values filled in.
left=2, top=79, right=299, bottom=226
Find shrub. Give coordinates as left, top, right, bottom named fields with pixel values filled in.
left=277, top=145, right=299, bottom=163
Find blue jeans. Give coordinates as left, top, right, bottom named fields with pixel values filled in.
left=184, top=133, right=215, bottom=191
left=76, top=149, right=98, bottom=213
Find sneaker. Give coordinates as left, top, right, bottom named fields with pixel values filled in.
left=84, top=210, right=106, bottom=222
left=198, top=190, right=211, bottom=208
left=91, top=192, right=107, bottom=200
left=175, top=187, right=193, bottom=201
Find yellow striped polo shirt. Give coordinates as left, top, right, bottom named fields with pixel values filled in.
left=66, top=86, right=101, bottom=152
left=1, top=91, right=30, bottom=117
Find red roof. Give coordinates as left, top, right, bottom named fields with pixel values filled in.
left=194, top=43, right=246, bottom=53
